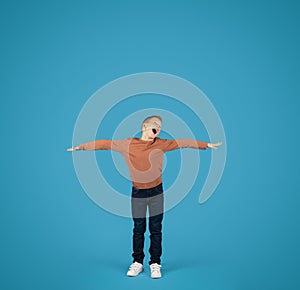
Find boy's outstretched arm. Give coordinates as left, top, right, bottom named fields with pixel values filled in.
left=160, top=139, right=222, bottom=152
left=67, top=139, right=127, bottom=152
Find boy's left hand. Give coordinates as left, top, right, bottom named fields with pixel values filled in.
left=208, top=142, right=222, bottom=149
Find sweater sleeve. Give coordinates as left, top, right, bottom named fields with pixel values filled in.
left=159, top=138, right=208, bottom=152
left=78, top=139, right=128, bottom=152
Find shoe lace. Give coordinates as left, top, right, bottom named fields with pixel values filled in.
left=129, top=262, right=141, bottom=272
left=150, top=263, right=161, bottom=273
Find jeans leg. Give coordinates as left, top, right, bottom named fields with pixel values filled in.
left=131, top=194, right=147, bottom=264
left=148, top=193, right=164, bottom=265
left=132, top=217, right=146, bottom=264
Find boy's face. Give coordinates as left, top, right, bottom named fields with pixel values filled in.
left=143, top=118, right=162, bottom=139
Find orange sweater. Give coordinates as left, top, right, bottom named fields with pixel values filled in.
left=78, top=138, right=208, bottom=189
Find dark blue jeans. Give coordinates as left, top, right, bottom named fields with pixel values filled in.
left=131, top=183, right=164, bottom=265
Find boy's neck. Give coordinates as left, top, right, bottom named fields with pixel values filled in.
left=140, top=137, right=154, bottom=141
left=140, top=134, right=155, bottom=141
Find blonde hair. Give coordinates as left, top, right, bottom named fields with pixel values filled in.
left=142, top=115, right=162, bottom=127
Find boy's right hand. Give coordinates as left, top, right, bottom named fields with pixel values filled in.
left=67, top=146, right=79, bottom=152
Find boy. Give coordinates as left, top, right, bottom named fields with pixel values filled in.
left=67, top=115, right=222, bottom=278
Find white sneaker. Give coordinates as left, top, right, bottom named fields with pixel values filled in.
left=150, top=263, right=162, bottom=278
left=127, top=262, right=143, bottom=277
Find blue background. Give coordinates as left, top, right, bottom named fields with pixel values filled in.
left=1, top=0, right=299, bottom=289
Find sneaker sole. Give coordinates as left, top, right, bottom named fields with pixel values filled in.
left=127, top=269, right=144, bottom=277
left=151, top=275, right=162, bottom=279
